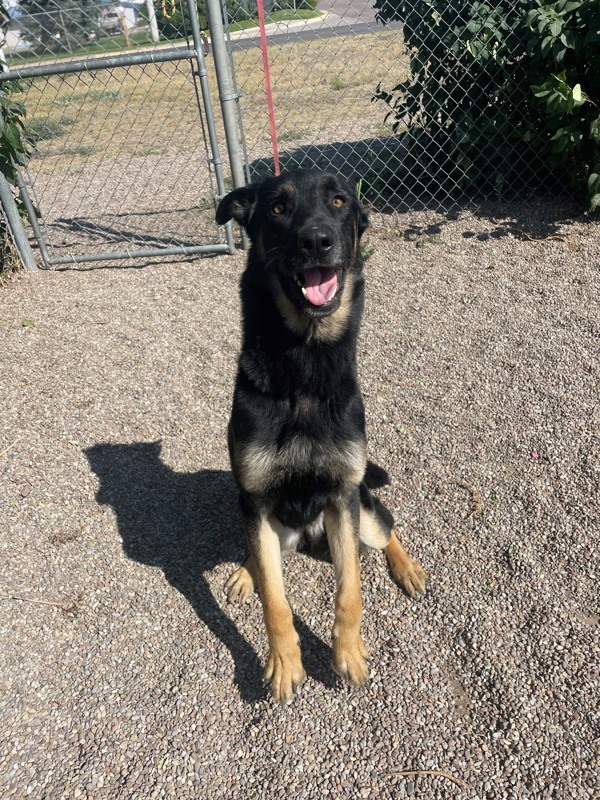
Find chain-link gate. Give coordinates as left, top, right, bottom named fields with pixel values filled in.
left=0, top=0, right=245, bottom=267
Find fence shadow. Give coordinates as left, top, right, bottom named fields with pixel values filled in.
left=249, top=134, right=412, bottom=207
left=52, top=215, right=201, bottom=250
left=84, top=440, right=336, bottom=703
left=249, top=135, right=585, bottom=238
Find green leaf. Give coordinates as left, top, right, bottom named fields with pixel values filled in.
left=22, top=319, right=36, bottom=328
left=1, top=122, right=22, bottom=151
left=587, top=173, right=600, bottom=193
left=571, top=84, right=585, bottom=104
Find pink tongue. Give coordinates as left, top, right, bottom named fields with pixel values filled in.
left=303, top=267, right=338, bottom=307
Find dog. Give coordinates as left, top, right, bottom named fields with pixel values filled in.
left=216, top=169, right=425, bottom=704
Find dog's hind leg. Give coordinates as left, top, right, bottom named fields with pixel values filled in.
left=225, top=555, right=257, bottom=604
left=385, top=533, right=426, bottom=598
left=358, top=481, right=426, bottom=598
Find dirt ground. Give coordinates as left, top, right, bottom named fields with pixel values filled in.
left=1, top=199, right=598, bottom=799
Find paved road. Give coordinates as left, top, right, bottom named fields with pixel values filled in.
left=227, top=0, right=403, bottom=51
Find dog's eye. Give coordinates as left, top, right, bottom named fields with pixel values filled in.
left=271, top=202, right=285, bottom=216
left=332, top=196, right=345, bottom=209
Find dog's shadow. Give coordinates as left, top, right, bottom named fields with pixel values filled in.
left=85, top=440, right=336, bottom=703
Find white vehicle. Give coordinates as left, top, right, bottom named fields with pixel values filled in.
left=100, top=9, right=123, bottom=35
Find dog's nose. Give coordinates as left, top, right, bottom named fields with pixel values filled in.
left=297, top=224, right=334, bottom=259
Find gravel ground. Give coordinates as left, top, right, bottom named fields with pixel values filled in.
left=1, top=199, right=598, bottom=799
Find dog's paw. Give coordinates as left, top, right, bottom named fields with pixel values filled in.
left=264, top=637, right=306, bottom=705
left=333, top=634, right=370, bottom=686
left=390, top=556, right=426, bottom=598
left=385, top=535, right=427, bottom=599
left=225, top=565, right=256, bottom=604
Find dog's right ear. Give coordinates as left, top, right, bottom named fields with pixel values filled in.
left=215, top=184, right=258, bottom=230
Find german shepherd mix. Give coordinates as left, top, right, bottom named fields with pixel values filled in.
left=216, top=169, right=425, bottom=704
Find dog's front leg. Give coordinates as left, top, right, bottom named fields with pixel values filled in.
left=325, top=491, right=369, bottom=686
left=240, top=495, right=306, bottom=704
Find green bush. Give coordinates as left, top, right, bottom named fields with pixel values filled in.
left=0, top=88, right=28, bottom=186
left=0, top=77, right=30, bottom=274
left=374, top=0, right=600, bottom=208
left=526, top=1, right=600, bottom=210
left=18, top=0, right=101, bottom=55
left=155, top=1, right=209, bottom=38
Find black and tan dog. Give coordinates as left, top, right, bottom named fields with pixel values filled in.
left=216, top=169, right=425, bottom=704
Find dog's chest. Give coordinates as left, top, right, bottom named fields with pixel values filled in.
left=238, top=435, right=365, bottom=496
left=235, top=397, right=366, bottom=496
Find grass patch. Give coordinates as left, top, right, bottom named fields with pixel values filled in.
left=330, top=76, right=347, bottom=91
left=278, top=129, right=310, bottom=143
left=19, top=31, right=409, bottom=178
left=55, top=89, right=122, bottom=107
left=61, top=144, right=97, bottom=156
left=27, top=115, right=76, bottom=143
left=7, top=30, right=158, bottom=66
left=228, top=9, right=320, bottom=32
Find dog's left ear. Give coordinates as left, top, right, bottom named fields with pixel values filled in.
left=356, top=202, right=369, bottom=239
left=216, top=183, right=258, bottom=230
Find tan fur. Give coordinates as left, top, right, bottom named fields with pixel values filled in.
left=279, top=183, right=296, bottom=199
left=252, top=516, right=306, bottom=704
left=312, top=270, right=355, bottom=343
left=358, top=505, right=391, bottom=549
left=234, top=434, right=366, bottom=497
left=385, top=532, right=427, bottom=598
left=324, top=505, right=369, bottom=686
left=225, top=555, right=257, bottom=604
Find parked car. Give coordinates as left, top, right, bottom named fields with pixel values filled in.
left=100, top=9, right=122, bottom=35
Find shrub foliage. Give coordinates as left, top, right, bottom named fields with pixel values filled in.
left=374, top=0, right=600, bottom=208
left=0, top=79, right=30, bottom=272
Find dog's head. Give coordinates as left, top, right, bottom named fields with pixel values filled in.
left=216, top=169, right=369, bottom=322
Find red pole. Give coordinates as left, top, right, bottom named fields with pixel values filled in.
left=256, top=0, right=281, bottom=176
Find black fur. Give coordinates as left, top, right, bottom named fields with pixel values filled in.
left=214, top=170, right=430, bottom=701
left=217, top=170, right=389, bottom=544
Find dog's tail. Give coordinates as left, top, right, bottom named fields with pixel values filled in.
left=364, top=460, right=390, bottom=489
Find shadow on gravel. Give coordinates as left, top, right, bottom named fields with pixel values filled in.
left=250, top=140, right=585, bottom=238
left=85, top=440, right=336, bottom=703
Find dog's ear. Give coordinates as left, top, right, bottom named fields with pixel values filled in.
left=215, top=184, right=259, bottom=230
left=356, top=201, right=369, bottom=239
left=351, top=180, right=369, bottom=239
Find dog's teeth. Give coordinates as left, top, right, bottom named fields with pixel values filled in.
left=301, top=286, right=307, bottom=297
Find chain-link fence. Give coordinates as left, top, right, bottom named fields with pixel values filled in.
left=224, top=0, right=559, bottom=209
left=1, top=1, right=566, bottom=267
left=0, top=0, right=235, bottom=266
left=223, top=0, right=407, bottom=203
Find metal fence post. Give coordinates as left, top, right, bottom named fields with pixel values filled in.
left=185, top=0, right=236, bottom=253
left=204, top=0, right=247, bottom=194
left=0, top=173, right=37, bottom=270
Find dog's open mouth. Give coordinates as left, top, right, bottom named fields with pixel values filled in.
left=293, top=267, right=339, bottom=308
